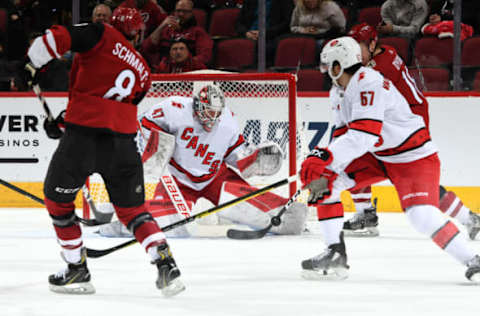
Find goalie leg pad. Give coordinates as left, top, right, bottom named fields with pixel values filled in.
left=270, top=202, right=308, bottom=235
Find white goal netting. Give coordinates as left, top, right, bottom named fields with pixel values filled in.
left=85, top=72, right=309, bottom=218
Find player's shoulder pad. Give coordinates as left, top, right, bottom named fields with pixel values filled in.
left=355, top=67, right=383, bottom=88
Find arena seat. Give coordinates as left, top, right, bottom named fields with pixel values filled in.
left=273, top=36, right=317, bottom=69
left=409, top=67, right=450, bottom=91
left=357, top=7, right=382, bottom=27
left=209, top=8, right=241, bottom=38
left=413, top=37, right=454, bottom=67
left=214, top=38, right=256, bottom=70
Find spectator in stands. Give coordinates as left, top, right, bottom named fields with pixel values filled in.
left=154, top=37, right=207, bottom=73
left=290, top=0, right=346, bottom=42
left=141, top=0, right=213, bottom=67
left=91, top=3, right=112, bottom=23
left=119, top=0, right=167, bottom=36
left=421, top=7, right=473, bottom=41
left=378, top=0, right=429, bottom=38
left=235, top=0, right=294, bottom=65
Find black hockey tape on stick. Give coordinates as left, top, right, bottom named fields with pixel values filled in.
left=0, top=178, right=104, bottom=226
left=226, top=188, right=303, bottom=240
left=86, top=175, right=298, bottom=258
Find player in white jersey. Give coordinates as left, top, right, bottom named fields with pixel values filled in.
left=342, top=23, right=480, bottom=239
left=299, top=36, right=480, bottom=282
left=98, top=84, right=308, bottom=238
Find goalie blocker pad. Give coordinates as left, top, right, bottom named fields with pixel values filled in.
left=236, top=142, right=283, bottom=179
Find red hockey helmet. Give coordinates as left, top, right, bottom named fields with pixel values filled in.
left=348, top=23, right=378, bottom=44
left=111, top=7, right=145, bottom=39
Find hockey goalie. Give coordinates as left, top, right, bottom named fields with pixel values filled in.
left=98, top=84, right=308, bottom=238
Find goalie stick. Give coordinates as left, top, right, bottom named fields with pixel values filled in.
left=226, top=188, right=303, bottom=240
left=86, top=175, right=297, bottom=258
left=0, top=178, right=106, bottom=226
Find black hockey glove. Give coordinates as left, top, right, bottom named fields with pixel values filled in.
left=44, top=110, right=66, bottom=139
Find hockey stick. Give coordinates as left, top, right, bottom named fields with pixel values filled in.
left=85, top=175, right=297, bottom=258
left=81, top=184, right=114, bottom=224
left=226, top=188, right=303, bottom=240
left=32, top=84, right=55, bottom=121
left=0, top=178, right=106, bottom=226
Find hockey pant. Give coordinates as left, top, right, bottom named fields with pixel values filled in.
left=315, top=153, right=475, bottom=265
left=44, top=129, right=166, bottom=262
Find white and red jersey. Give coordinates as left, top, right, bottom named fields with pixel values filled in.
left=329, top=66, right=436, bottom=173
left=140, top=96, right=245, bottom=190
left=370, top=45, right=429, bottom=127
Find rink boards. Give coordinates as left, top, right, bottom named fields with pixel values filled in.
left=0, top=92, right=479, bottom=211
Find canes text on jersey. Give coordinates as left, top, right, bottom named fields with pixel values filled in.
left=181, top=127, right=220, bottom=173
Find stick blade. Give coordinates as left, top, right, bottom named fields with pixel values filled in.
left=86, top=248, right=110, bottom=258
left=226, top=225, right=272, bottom=240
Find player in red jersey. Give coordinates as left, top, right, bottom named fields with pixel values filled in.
left=342, top=23, right=480, bottom=240
left=24, top=7, right=185, bottom=297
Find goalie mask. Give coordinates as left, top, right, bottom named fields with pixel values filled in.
left=193, top=85, right=225, bottom=132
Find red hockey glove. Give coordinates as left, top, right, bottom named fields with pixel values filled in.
left=300, top=147, right=333, bottom=187
left=305, top=169, right=338, bottom=205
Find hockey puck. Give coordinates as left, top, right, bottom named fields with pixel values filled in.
left=271, top=216, right=281, bottom=226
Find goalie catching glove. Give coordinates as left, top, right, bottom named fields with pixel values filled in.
left=237, top=142, right=283, bottom=178
left=300, top=147, right=337, bottom=205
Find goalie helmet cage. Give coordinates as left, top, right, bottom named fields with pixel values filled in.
left=83, top=72, right=303, bottom=219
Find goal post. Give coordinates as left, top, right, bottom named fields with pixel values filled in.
left=84, top=71, right=304, bottom=215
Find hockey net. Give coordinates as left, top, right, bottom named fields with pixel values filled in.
left=84, top=72, right=307, bottom=218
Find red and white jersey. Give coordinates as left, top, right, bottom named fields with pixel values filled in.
left=329, top=66, right=436, bottom=173
left=140, top=96, right=245, bottom=190
left=28, top=23, right=151, bottom=135
left=370, top=45, right=429, bottom=127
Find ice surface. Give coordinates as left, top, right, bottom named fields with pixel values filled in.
left=0, top=209, right=479, bottom=316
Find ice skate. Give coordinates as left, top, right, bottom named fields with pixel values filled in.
left=343, top=198, right=379, bottom=237
left=465, top=255, right=480, bottom=283
left=301, top=232, right=349, bottom=281
left=465, top=211, right=480, bottom=240
left=48, top=248, right=95, bottom=294
left=154, top=243, right=185, bottom=297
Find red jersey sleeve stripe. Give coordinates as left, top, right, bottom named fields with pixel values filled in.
left=141, top=117, right=166, bottom=133
left=170, top=158, right=218, bottom=183
left=332, top=126, right=348, bottom=138
left=224, top=134, right=245, bottom=159
left=349, top=119, right=383, bottom=136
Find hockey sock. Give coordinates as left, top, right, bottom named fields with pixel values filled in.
left=406, top=205, right=476, bottom=264
left=316, top=202, right=344, bottom=245
left=350, top=186, right=372, bottom=214
left=45, top=197, right=83, bottom=263
left=439, top=191, right=471, bottom=226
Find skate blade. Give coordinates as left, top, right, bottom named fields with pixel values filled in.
left=343, top=227, right=379, bottom=238
left=301, top=267, right=349, bottom=281
left=49, top=282, right=96, bottom=294
left=161, top=278, right=186, bottom=298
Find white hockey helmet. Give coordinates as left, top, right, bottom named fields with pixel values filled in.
left=193, top=84, right=225, bottom=132
left=320, top=36, right=362, bottom=86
